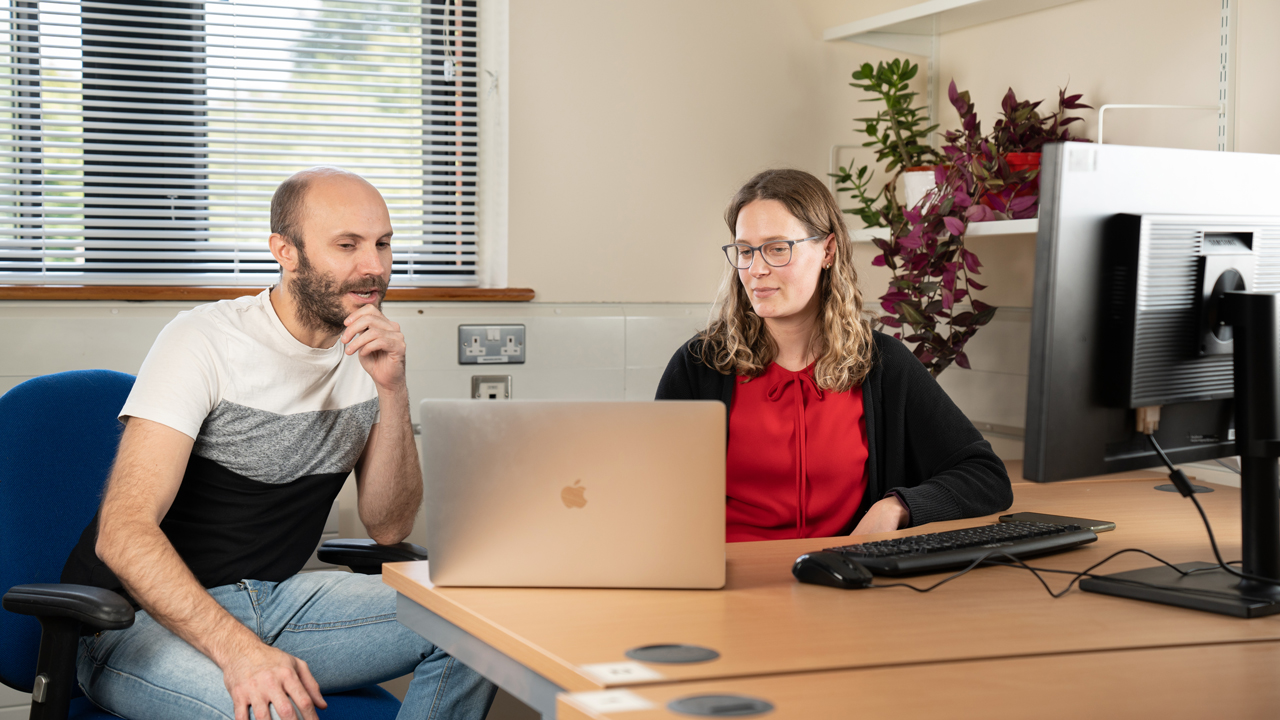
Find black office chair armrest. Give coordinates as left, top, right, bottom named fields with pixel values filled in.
left=3, top=583, right=134, bottom=632
left=3, top=584, right=135, bottom=719
left=317, top=539, right=428, bottom=575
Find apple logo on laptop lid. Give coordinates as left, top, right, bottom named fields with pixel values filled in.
left=561, top=479, right=587, bottom=509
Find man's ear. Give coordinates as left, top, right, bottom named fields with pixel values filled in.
left=269, top=233, right=299, bottom=272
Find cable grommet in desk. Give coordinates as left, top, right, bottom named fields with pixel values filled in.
left=1155, top=483, right=1213, bottom=493
left=625, top=644, right=720, bottom=664
left=667, top=694, right=773, bottom=717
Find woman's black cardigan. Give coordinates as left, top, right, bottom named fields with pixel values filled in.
left=655, top=331, right=1013, bottom=534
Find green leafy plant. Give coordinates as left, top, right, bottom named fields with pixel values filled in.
left=830, top=60, right=988, bottom=377
left=830, top=59, right=939, bottom=231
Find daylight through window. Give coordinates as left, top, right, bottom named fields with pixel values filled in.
left=0, top=0, right=479, bottom=286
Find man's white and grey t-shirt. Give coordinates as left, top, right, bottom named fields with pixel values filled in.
left=63, top=288, right=379, bottom=596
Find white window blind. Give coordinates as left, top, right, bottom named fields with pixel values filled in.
left=1, top=0, right=479, bottom=286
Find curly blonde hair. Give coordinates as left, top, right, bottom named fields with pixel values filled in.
left=697, top=168, right=875, bottom=392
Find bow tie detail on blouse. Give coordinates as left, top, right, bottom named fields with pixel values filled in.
left=767, top=371, right=824, bottom=537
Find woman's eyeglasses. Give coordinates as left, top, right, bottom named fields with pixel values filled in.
left=721, top=236, right=823, bottom=269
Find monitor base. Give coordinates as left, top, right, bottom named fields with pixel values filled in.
left=1080, top=561, right=1280, bottom=618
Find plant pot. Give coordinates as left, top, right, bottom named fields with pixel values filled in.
left=1006, top=152, right=1042, bottom=197
left=979, top=152, right=1041, bottom=217
left=903, top=165, right=940, bottom=210
left=1005, top=152, right=1041, bottom=174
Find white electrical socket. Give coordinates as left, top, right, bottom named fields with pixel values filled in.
left=500, top=335, right=521, bottom=356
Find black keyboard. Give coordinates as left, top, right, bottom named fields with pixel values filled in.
left=824, top=521, right=1098, bottom=576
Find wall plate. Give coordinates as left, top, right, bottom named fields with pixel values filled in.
left=471, top=375, right=512, bottom=400
left=458, top=324, right=525, bottom=364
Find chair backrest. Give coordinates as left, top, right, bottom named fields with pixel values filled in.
left=0, top=370, right=135, bottom=692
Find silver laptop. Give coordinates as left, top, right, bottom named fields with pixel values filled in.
left=419, top=400, right=726, bottom=589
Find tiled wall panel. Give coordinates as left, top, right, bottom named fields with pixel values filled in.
left=0, top=299, right=1034, bottom=547
left=0, top=685, right=28, bottom=718
left=0, top=299, right=1031, bottom=442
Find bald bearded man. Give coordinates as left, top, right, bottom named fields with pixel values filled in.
left=62, top=168, right=496, bottom=720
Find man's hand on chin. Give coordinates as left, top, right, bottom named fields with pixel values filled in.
left=223, top=643, right=327, bottom=720
left=340, top=304, right=406, bottom=390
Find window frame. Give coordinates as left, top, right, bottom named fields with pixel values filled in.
left=0, top=0, right=516, bottom=299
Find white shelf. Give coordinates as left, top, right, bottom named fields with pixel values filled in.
left=852, top=218, right=1037, bottom=243
left=965, top=218, right=1038, bottom=236
left=852, top=227, right=890, bottom=242
left=823, top=0, right=1081, bottom=54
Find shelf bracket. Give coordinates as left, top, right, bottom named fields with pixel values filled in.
left=927, top=16, right=940, bottom=148
left=841, top=32, right=932, bottom=56
left=1219, top=0, right=1237, bottom=152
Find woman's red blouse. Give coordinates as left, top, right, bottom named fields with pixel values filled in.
left=725, top=362, right=869, bottom=542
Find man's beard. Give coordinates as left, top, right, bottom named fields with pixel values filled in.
left=288, top=246, right=388, bottom=335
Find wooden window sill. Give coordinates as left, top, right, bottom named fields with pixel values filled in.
left=0, top=286, right=536, bottom=302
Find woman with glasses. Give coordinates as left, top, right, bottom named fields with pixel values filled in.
left=656, top=168, right=1011, bottom=542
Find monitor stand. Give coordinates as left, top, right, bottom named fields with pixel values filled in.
left=1081, top=563, right=1280, bottom=618
left=1081, top=291, right=1280, bottom=617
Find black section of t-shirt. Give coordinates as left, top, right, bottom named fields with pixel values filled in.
left=63, top=454, right=347, bottom=604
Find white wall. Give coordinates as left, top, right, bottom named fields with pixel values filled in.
left=505, top=0, right=884, bottom=303
left=0, top=685, right=27, bottom=720
left=503, top=0, right=1279, bottom=305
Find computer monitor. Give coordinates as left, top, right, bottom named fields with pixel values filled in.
left=1025, top=142, right=1280, bottom=617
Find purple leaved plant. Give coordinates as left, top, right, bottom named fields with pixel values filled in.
left=943, top=81, right=1091, bottom=221
left=871, top=79, right=1090, bottom=377
left=871, top=161, right=994, bottom=375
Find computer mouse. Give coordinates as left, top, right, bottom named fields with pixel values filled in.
left=792, top=551, right=874, bottom=589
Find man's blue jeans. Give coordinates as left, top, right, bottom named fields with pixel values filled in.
left=75, top=572, right=497, bottom=720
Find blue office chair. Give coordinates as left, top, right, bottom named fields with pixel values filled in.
left=0, top=370, right=419, bottom=720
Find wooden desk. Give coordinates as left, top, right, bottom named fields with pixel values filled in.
left=556, top=640, right=1280, bottom=719
left=384, top=478, right=1280, bottom=718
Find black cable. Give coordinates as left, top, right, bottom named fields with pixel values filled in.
left=870, top=547, right=1278, bottom=603
left=994, top=547, right=1189, bottom=598
left=854, top=436, right=1280, bottom=599
left=1146, top=434, right=1280, bottom=587
left=873, top=547, right=1186, bottom=598
left=870, top=551, right=1076, bottom=597
left=986, top=556, right=1279, bottom=604
left=870, top=553, right=996, bottom=594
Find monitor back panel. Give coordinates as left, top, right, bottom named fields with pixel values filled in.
left=1026, top=143, right=1280, bottom=481
left=420, top=400, right=726, bottom=589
